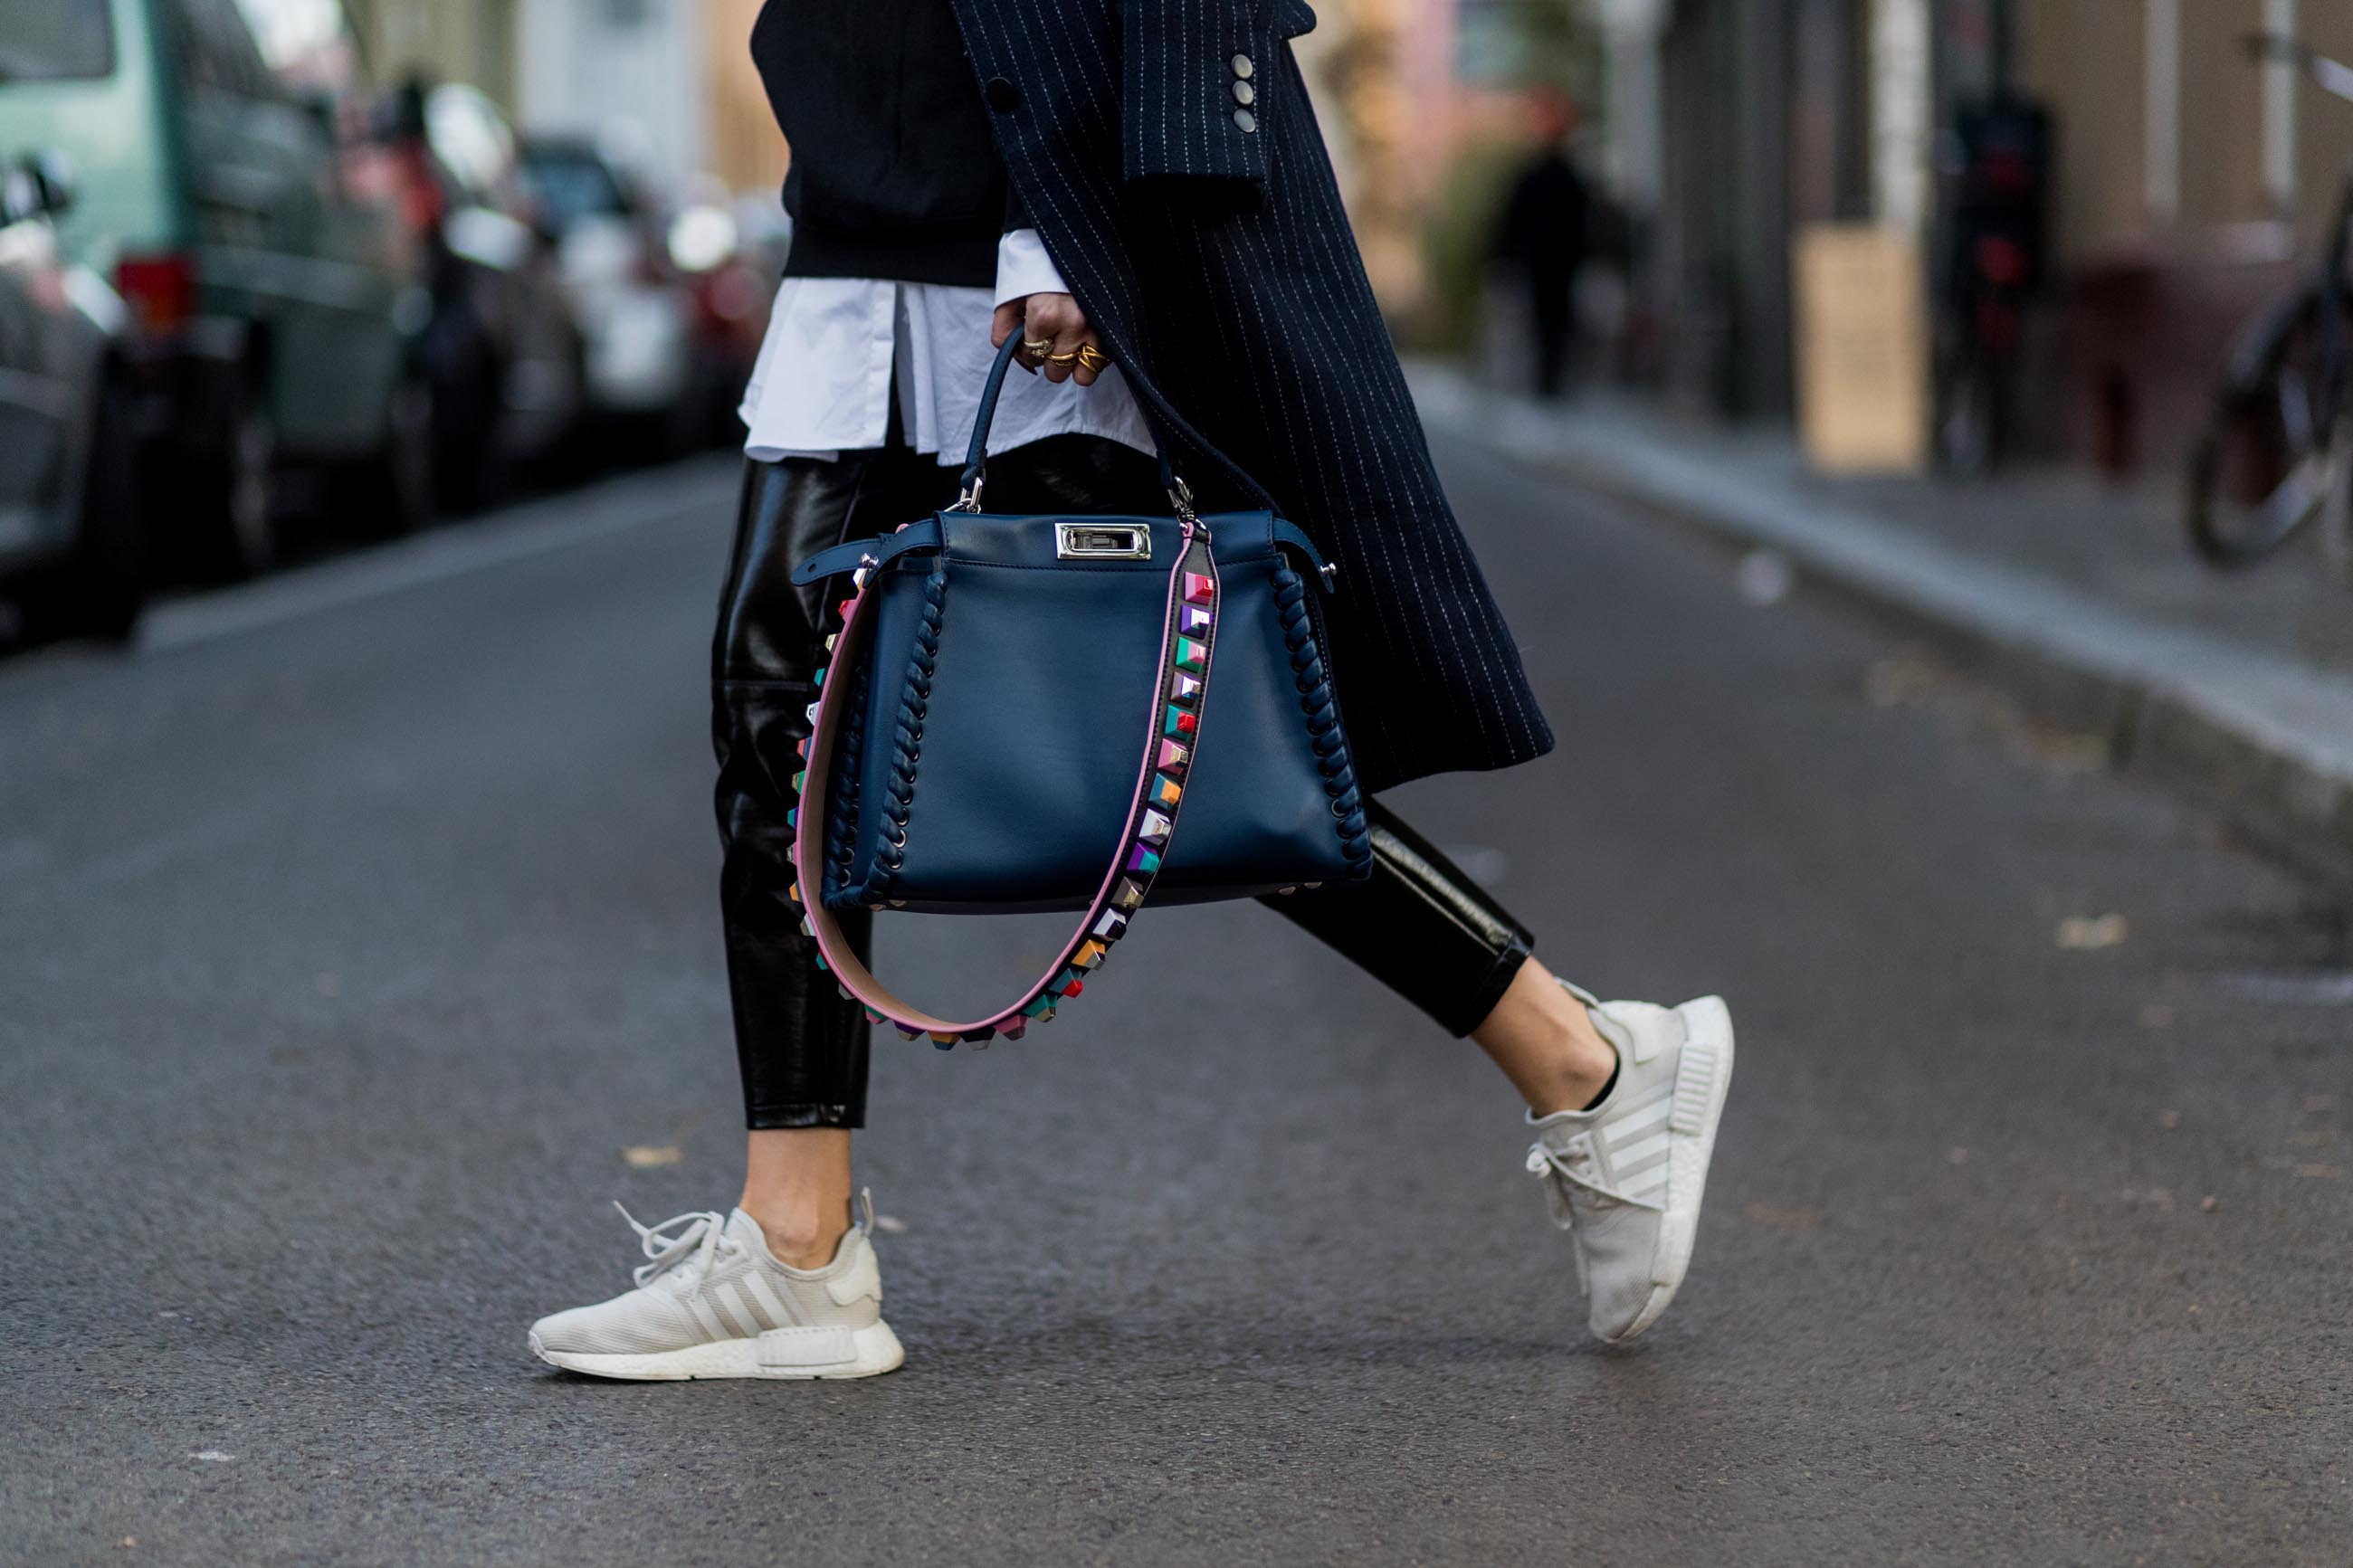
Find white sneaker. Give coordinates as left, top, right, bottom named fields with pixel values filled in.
left=528, top=1197, right=904, bottom=1380
left=1524, top=984, right=1735, bottom=1344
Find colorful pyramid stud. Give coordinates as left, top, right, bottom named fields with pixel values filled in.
left=1092, top=909, right=1129, bottom=942
left=1157, top=737, right=1190, bottom=774
left=1111, top=879, right=1146, bottom=912
left=1181, top=604, right=1213, bottom=636
left=1073, top=939, right=1109, bottom=971
left=1056, top=972, right=1086, bottom=998
left=792, top=769, right=806, bottom=794
left=1175, top=636, right=1205, bottom=673
left=999, top=1021, right=1028, bottom=1041
left=1126, top=843, right=1162, bottom=874
left=823, top=634, right=837, bottom=654
left=863, top=1007, right=885, bottom=1025
left=929, top=1031, right=959, bottom=1049
left=963, top=1027, right=997, bottom=1044
left=813, top=951, right=829, bottom=972
left=836, top=598, right=855, bottom=622
left=1021, top=993, right=1058, bottom=1019
left=786, top=881, right=803, bottom=905
left=1185, top=572, right=1215, bottom=605
left=1164, top=705, right=1197, bottom=738
left=796, top=736, right=810, bottom=758
left=1151, top=774, right=1183, bottom=808
left=812, top=667, right=825, bottom=689
left=805, top=701, right=822, bottom=725
left=786, top=806, right=798, bottom=828
left=1174, top=674, right=1202, bottom=705
left=896, top=1025, right=926, bottom=1041
left=1138, top=808, right=1172, bottom=845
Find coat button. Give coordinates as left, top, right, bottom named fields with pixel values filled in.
left=1232, top=53, right=1253, bottom=79
left=1233, top=108, right=1257, bottom=133
left=1232, top=80, right=1255, bottom=105
left=984, top=76, right=1020, bottom=112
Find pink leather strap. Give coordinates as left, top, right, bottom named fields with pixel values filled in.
left=790, top=518, right=1221, bottom=1045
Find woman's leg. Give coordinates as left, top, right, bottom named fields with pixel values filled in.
left=1262, top=802, right=1741, bottom=1348
left=740, top=1128, right=855, bottom=1269
left=1259, top=802, right=1617, bottom=1113
left=712, top=449, right=958, bottom=1264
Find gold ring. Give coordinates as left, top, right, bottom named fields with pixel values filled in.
left=1075, top=344, right=1112, bottom=373
left=1021, top=337, right=1054, bottom=356
left=1045, top=350, right=1081, bottom=366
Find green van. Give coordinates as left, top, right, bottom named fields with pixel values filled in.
left=0, top=0, right=430, bottom=575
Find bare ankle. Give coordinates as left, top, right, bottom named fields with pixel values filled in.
left=739, top=1126, right=853, bottom=1269
left=1472, top=961, right=1621, bottom=1117
left=742, top=1200, right=849, bottom=1269
left=1548, top=1010, right=1620, bottom=1113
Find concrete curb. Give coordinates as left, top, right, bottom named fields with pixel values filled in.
left=1408, top=365, right=2353, bottom=863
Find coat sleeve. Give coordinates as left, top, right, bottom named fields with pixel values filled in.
left=1118, top=0, right=1317, bottom=187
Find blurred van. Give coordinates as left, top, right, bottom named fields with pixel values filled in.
left=0, top=0, right=433, bottom=576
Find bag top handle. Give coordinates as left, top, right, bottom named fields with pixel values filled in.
left=957, top=332, right=1189, bottom=514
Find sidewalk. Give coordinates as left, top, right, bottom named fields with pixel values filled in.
left=1407, top=362, right=2353, bottom=863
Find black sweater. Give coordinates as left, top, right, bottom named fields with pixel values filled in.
left=750, top=0, right=1012, bottom=287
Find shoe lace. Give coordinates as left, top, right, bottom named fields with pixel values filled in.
left=1527, top=1142, right=1626, bottom=1298
left=614, top=1204, right=742, bottom=1290
left=1526, top=1141, right=1598, bottom=1231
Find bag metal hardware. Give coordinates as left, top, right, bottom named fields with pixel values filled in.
left=1055, top=524, right=1152, bottom=560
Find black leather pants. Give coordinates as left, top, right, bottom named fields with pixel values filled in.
left=714, top=440, right=1536, bottom=1129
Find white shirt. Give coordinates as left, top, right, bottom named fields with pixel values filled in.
left=739, top=229, right=1157, bottom=466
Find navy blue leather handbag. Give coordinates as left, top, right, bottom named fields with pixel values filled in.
left=786, top=336, right=1373, bottom=1045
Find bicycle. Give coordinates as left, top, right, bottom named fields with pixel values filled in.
left=2186, top=36, right=2353, bottom=570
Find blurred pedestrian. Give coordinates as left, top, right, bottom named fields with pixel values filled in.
left=527, top=0, right=1734, bottom=1381
left=1492, top=88, right=1592, bottom=400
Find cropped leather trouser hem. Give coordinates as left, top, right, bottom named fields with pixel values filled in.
left=714, top=446, right=1536, bottom=1130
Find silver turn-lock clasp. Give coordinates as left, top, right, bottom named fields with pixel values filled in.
left=1054, top=524, right=1152, bottom=560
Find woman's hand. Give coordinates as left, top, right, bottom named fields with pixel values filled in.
left=992, top=292, right=1110, bottom=386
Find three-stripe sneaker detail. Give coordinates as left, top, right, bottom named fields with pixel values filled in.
left=528, top=1199, right=904, bottom=1381
left=1525, top=984, right=1735, bottom=1344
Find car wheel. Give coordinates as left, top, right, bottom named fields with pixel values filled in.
left=424, top=299, right=500, bottom=514
left=43, top=380, right=148, bottom=641
left=342, top=371, right=436, bottom=538
left=186, top=378, right=280, bottom=581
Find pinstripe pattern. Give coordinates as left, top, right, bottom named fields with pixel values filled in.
left=946, top=0, right=1553, bottom=792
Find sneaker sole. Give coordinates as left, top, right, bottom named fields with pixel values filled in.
left=529, top=1319, right=906, bottom=1381
left=1605, top=995, right=1735, bottom=1344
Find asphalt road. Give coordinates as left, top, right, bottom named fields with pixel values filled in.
left=2, top=437, right=2348, bottom=1567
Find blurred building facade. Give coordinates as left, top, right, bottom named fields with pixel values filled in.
left=347, top=0, right=519, bottom=105
left=1575, top=0, right=2353, bottom=470
left=347, top=0, right=785, bottom=192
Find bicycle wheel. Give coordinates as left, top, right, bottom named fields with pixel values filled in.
left=2187, top=288, right=2339, bottom=565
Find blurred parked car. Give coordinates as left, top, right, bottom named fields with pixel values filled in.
left=517, top=136, right=700, bottom=453
left=385, top=81, right=587, bottom=508
left=661, top=183, right=788, bottom=445
left=0, top=0, right=434, bottom=578
left=0, top=151, right=143, bottom=638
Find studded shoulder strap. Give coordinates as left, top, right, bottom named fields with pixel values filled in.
left=790, top=518, right=1222, bottom=1046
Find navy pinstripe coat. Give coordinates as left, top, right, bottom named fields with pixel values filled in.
left=946, top=0, right=1554, bottom=793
